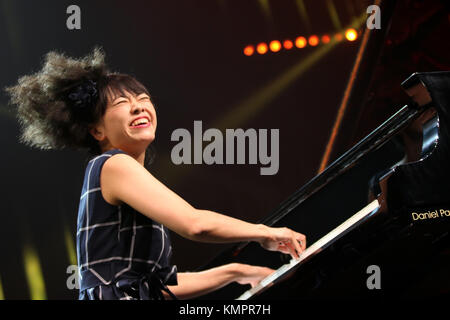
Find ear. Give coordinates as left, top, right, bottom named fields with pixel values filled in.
left=89, top=124, right=105, bottom=142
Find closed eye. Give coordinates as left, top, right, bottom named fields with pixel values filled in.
left=112, top=94, right=150, bottom=106
left=113, top=99, right=128, bottom=106
left=138, top=95, right=151, bottom=101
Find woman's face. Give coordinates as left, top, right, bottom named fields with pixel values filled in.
left=91, top=90, right=157, bottom=154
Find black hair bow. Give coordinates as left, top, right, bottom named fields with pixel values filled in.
left=67, top=79, right=99, bottom=110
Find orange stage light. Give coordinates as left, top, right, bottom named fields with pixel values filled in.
left=334, top=33, right=343, bottom=41
left=295, top=36, right=307, bottom=48
left=269, top=40, right=282, bottom=52
left=283, top=40, right=293, bottom=50
left=308, top=35, right=319, bottom=46
left=243, top=45, right=254, bottom=56
left=321, top=35, right=330, bottom=44
left=256, top=42, right=268, bottom=54
left=345, top=28, right=358, bottom=41
left=244, top=29, right=358, bottom=57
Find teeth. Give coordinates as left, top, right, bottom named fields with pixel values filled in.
left=131, top=118, right=149, bottom=126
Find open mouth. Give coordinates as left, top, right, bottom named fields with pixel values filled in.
left=130, top=117, right=151, bottom=128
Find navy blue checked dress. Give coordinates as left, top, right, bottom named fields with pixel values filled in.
left=76, top=148, right=178, bottom=300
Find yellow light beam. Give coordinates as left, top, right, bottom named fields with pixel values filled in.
left=0, top=275, right=4, bottom=300
left=326, top=0, right=342, bottom=31
left=295, top=0, right=312, bottom=33
left=23, top=244, right=47, bottom=300
left=257, top=0, right=274, bottom=25
left=57, top=195, right=78, bottom=267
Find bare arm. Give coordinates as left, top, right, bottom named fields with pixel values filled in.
left=164, top=263, right=274, bottom=300
left=102, top=154, right=306, bottom=257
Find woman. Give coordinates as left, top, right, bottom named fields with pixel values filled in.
left=6, top=47, right=306, bottom=300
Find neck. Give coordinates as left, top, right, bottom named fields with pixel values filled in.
left=126, top=149, right=146, bottom=167
left=100, top=142, right=147, bottom=167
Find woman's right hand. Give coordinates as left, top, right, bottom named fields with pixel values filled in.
left=258, top=225, right=306, bottom=259
left=233, top=263, right=275, bottom=288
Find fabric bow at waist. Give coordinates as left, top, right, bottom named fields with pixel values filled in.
left=116, top=269, right=178, bottom=300
left=80, top=266, right=178, bottom=300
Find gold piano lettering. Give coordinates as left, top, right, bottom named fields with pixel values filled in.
left=411, top=209, right=450, bottom=221
left=440, top=209, right=450, bottom=217
left=411, top=210, right=438, bottom=221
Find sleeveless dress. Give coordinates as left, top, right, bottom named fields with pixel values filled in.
left=76, top=148, right=178, bottom=300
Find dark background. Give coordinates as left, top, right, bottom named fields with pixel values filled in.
left=0, top=0, right=448, bottom=299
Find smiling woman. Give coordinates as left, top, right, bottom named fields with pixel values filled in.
left=5, top=47, right=306, bottom=300
left=5, top=48, right=158, bottom=169
left=86, top=71, right=161, bottom=169
left=89, top=83, right=158, bottom=167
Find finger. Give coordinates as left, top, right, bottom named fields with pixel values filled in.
left=278, top=242, right=296, bottom=258
left=283, top=231, right=302, bottom=258
left=296, top=233, right=307, bottom=251
left=277, top=243, right=292, bottom=255
left=283, top=240, right=299, bottom=260
left=287, top=244, right=298, bottom=260
left=291, top=235, right=303, bottom=258
left=299, top=234, right=306, bottom=250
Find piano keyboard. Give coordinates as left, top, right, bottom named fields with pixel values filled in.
left=236, top=199, right=380, bottom=300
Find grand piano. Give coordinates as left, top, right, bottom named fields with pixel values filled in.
left=199, top=0, right=450, bottom=299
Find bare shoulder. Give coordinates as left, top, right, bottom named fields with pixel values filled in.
left=104, top=153, right=140, bottom=172
left=100, top=153, right=146, bottom=206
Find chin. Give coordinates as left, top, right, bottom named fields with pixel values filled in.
left=142, top=135, right=156, bottom=146
left=138, top=131, right=155, bottom=142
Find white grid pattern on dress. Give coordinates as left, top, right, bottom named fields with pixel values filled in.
left=77, top=150, right=176, bottom=289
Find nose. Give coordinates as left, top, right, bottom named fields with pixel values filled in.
left=131, top=99, right=145, bottom=114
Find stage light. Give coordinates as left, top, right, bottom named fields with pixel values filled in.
left=334, top=33, right=343, bottom=41
left=256, top=42, right=268, bottom=54
left=308, top=35, right=319, bottom=46
left=269, top=40, right=282, bottom=52
left=295, top=36, right=307, bottom=48
left=321, top=35, right=331, bottom=44
left=283, top=40, right=294, bottom=50
left=243, top=45, right=255, bottom=56
left=345, top=28, right=358, bottom=41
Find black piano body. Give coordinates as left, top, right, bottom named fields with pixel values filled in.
left=198, top=71, right=449, bottom=300
left=198, top=0, right=450, bottom=299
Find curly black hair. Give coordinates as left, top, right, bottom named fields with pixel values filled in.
left=5, top=47, right=157, bottom=167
